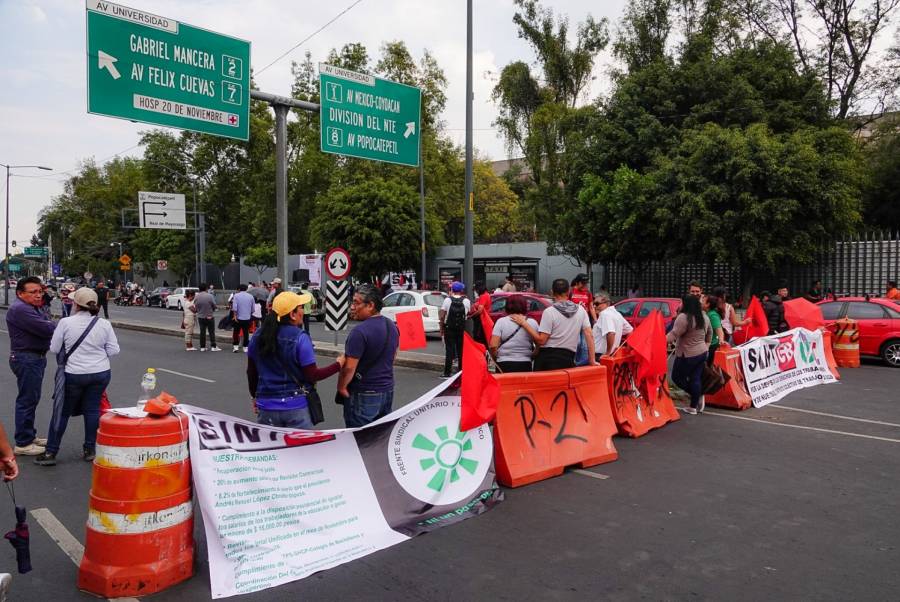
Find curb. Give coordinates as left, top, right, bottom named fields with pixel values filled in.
left=0, top=306, right=444, bottom=373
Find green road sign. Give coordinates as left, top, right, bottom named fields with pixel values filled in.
left=8, top=264, right=21, bottom=274
left=319, top=63, right=421, bottom=167
left=24, top=247, right=48, bottom=258
left=86, top=0, right=250, bottom=141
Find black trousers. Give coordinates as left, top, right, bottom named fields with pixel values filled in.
left=443, top=330, right=464, bottom=376
left=533, top=347, right=575, bottom=371
left=198, top=317, right=216, bottom=349
left=98, top=301, right=109, bottom=319
left=232, top=319, right=251, bottom=346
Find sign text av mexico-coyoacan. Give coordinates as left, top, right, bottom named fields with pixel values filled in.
left=319, top=63, right=421, bottom=167
left=86, top=0, right=250, bottom=140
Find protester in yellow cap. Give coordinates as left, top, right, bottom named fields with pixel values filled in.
left=246, top=290, right=344, bottom=428
left=36, top=286, right=119, bottom=466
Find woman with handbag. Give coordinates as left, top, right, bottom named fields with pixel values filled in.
left=35, top=287, right=119, bottom=466
left=246, top=291, right=344, bottom=428
left=666, top=295, right=711, bottom=415
left=489, top=295, right=537, bottom=373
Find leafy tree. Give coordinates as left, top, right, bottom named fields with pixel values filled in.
left=244, top=244, right=277, bottom=278
left=862, top=127, right=900, bottom=229
left=655, top=123, right=863, bottom=278
left=310, top=178, right=420, bottom=280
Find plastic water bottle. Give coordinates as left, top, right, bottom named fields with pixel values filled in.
left=137, top=368, right=157, bottom=411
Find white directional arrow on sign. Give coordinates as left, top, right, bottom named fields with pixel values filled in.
left=404, top=122, right=415, bottom=139
left=98, top=50, right=121, bottom=80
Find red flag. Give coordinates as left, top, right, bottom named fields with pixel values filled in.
left=743, top=296, right=769, bottom=340
left=395, top=311, right=427, bottom=350
left=625, top=309, right=667, bottom=385
left=460, top=332, right=500, bottom=432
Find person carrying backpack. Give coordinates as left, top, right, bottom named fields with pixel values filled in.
left=440, top=281, right=471, bottom=378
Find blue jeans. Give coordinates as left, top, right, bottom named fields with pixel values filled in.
left=344, top=389, right=394, bottom=428
left=9, top=352, right=47, bottom=447
left=671, top=353, right=707, bottom=409
left=46, top=370, right=110, bottom=454
left=257, top=407, right=313, bottom=429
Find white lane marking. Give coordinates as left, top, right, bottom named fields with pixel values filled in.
left=774, top=405, right=900, bottom=429
left=31, top=508, right=140, bottom=602
left=155, top=367, right=215, bottom=383
left=705, top=411, right=900, bottom=444
left=572, top=469, right=611, bottom=480
left=31, top=507, right=84, bottom=565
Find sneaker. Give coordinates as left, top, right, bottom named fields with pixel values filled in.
left=0, top=572, right=11, bottom=602
left=200, top=347, right=207, bottom=352
left=210, top=347, right=222, bottom=352
left=33, top=452, right=56, bottom=466
left=14, top=443, right=45, bottom=456
left=233, top=345, right=240, bottom=353
left=83, top=447, right=96, bottom=462
left=682, top=407, right=698, bottom=415
left=186, top=346, right=197, bottom=351
left=243, top=347, right=248, bottom=353
left=698, top=396, right=706, bottom=413
left=33, top=437, right=47, bottom=446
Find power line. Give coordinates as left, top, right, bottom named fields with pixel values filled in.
left=256, top=0, right=366, bottom=75
left=11, top=143, right=143, bottom=181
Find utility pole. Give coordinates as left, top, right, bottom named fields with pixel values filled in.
left=2, top=163, right=52, bottom=305
left=463, top=0, right=475, bottom=291
left=249, top=90, right=320, bottom=283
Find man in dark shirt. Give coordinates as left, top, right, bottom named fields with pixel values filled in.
left=94, top=280, right=110, bottom=319
left=337, top=284, right=399, bottom=428
left=6, top=277, right=55, bottom=455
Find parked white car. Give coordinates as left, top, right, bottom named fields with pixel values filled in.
left=380, top=290, right=447, bottom=334
left=166, top=287, right=199, bottom=310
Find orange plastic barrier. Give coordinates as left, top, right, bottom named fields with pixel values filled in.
left=599, top=348, right=680, bottom=436
left=821, top=329, right=841, bottom=379
left=705, top=346, right=753, bottom=410
left=79, top=411, right=194, bottom=597
left=832, top=318, right=860, bottom=368
left=492, top=366, right=618, bottom=488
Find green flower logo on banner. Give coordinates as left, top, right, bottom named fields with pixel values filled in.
left=389, top=396, right=492, bottom=505
left=412, top=426, right=479, bottom=492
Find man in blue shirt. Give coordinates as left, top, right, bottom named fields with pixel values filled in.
left=6, top=277, right=55, bottom=455
left=337, top=284, right=399, bottom=428
left=231, top=284, right=256, bottom=353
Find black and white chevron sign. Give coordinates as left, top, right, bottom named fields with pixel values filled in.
left=324, top=280, right=350, bottom=331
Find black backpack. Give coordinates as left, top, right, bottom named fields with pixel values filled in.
left=445, top=296, right=467, bottom=332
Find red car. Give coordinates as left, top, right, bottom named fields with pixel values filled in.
left=614, top=297, right=681, bottom=329
left=489, top=292, right=553, bottom=324
left=817, top=297, right=900, bottom=367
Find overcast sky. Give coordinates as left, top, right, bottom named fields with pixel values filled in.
left=0, top=0, right=629, bottom=248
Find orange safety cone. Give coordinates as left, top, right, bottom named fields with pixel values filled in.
left=492, top=366, right=618, bottom=487
left=832, top=318, right=860, bottom=368
left=78, top=411, right=194, bottom=597
left=705, top=346, right=753, bottom=410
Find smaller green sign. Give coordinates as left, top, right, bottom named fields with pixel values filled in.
left=319, top=64, right=421, bottom=167
left=23, top=247, right=48, bottom=257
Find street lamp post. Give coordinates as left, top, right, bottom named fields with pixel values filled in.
left=110, top=242, right=124, bottom=283
left=1, top=163, right=52, bottom=306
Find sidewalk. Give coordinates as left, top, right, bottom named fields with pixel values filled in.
left=0, top=305, right=445, bottom=373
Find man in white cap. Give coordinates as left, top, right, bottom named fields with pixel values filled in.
left=266, top=278, right=283, bottom=311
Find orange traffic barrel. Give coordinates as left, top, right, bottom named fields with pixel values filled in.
left=78, top=411, right=194, bottom=597
left=832, top=318, right=860, bottom=368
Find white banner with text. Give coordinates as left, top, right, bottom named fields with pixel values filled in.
left=180, top=380, right=502, bottom=598
left=738, top=327, right=838, bottom=407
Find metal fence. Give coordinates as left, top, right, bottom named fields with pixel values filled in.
left=604, top=231, right=900, bottom=300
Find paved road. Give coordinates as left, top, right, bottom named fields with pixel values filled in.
left=0, top=325, right=898, bottom=600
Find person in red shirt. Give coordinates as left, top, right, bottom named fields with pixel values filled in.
left=469, top=281, right=493, bottom=346
left=886, top=281, right=900, bottom=300
left=569, top=274, right=596, bottom=323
